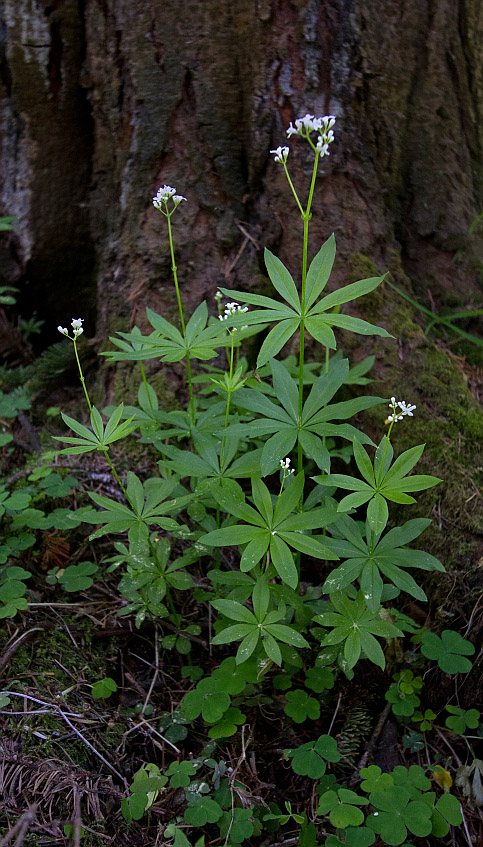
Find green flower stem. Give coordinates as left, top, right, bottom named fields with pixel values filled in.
left=297, top=151, right=320, bottom=475
left=166, top=211, right=196, bottom=426
left=73, top=338, right=94, bottom=420
left=377, top=418, right=395, bottom=487
left=139, top=361, right=153, bottom=410
left=220, top=331, right=235, bottom=471
left=272, top=468, right=288, bottom=526
left=282, top=164, right=304, bottom=216
left=73, top=338, right=132, bottom=507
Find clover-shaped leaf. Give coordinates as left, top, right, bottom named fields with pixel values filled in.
left=445, top=705, right=480, bottom=735
left=420, top=629, right=474, bottom=673
left=304, top=666, right=335, bottom=693
left=359, top=765, right=394, bottom=793
left=219, top=808, right=254, bottom=844
left=343, top=827, right=375, bottom=847
left=392, top=764, right=431, bottom=795
left=181, top=676, right=231, bottom=723
left=284, top=689, right=320, bottom=723
left=208, top=706, right=246, bottom=739
left=58, top=561, right=98, bottom=592
left=367, top=786, right=432, bottom=845
left=318, top=788, right=368, bottom=827
left=91, top=677, right=118, bottom=699
left=183, top=795, right=223, bottom=826
left=285, top=735, right=340, bottom=778
left=166, top=760, right=197, bottom=788
left=432, top=792, right=463, bottom=834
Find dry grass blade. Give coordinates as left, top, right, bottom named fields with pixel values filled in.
left=0, top=740, right=124, bottom=826
left=0, top=805, right=37, bottom=847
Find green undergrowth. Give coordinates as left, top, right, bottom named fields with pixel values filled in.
left=1, top=119, right=482, bottom=847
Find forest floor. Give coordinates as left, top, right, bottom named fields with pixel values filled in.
left=0, top=320, right=482, bottom=847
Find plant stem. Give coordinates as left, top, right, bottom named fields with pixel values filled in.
left=166, top=211, right=196, bottom=425
left=377, top=421, right=395, bottom=486
left=73, top=338, right=132, bottom=507
left=283, top=165, right=304, bottom=215
left=297, top=152, right=320, bottom=475
left=139, top=361, right=153, bottom=410
left=272, top=469, right=288, bottom=526
left=73, top=339, right=94, bottom=418
left=220, top=331, right=235, bottom=471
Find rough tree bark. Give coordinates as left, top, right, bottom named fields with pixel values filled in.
left=0, top=0, right=482, bottom=576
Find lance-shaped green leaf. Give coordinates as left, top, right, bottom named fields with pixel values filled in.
left=80, top=473, right=192, bottom=540
left=102, top=301, right=249, bottom=364
left=226, top=359, right=383, bottom=475
left=314, top=590, right=403, bottom=670
left=304, top=234, right=336, bottom=310
left=202, top=474, right=339, bottom=589
left=158, top=435, right=263, bottom=482
left=316, top=437, right=441, bottom=534
left=221, top=238, right=392, bottom=367
left=321, top=516, right=445, bottom=611
left=54, top=405, right=137, bottom=456
left=211, top=590, right=309, bottom=665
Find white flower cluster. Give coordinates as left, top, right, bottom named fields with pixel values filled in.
left=218, top=301, right=249, bottom=331
left=57, top=318, right=84, bottom=339
left=285, top=113, right=336, bottom=156
left=152, top=185, right=187, bottom=210
left=270, top=145, right=289, bottom=164
left=387, top=396, right=417, bottom=423
left=280, top=457, right=294, bottom=474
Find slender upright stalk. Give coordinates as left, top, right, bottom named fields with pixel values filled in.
left=73, top=337, right=132, bottom=507
left=73, top=338, right=93, bottom=418
left=139, top=362, right=154, bottom=410
left=220, top=331, right=236, bottom=471
left=166, top=212, right=196, bottom=426
left=297, top=152, right=320, bottom=474
left=377, top=419, right=395, bottom=486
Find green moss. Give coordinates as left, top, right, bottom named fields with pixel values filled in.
left=346, top=253, right=385, bottom=321
left=346, top=253, right=379, bottom=281
left=361, top=332, right=482, bottom=595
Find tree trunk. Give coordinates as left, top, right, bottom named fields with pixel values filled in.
left=1, top=0, right=482, bottom=569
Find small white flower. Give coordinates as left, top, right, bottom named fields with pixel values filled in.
left=173, top=194, right=187, bottom=205
left=215, top=290, right=223, bottom=301
left=219, top=301, right=249, bottom=326
left=316, top=139, right=329, bottom=156
left=57, top=326, right=68, bottom=336
left=398, top=400, right=417, bottom=417
left=387, top=397, right=416, bottom=424
left=270, top=145, right=289, bottom=164
left=71, top=318, right=84, bottom=329
left=286, top=114, right=336, bottom=158
left=152, top=185, right=178, bottom=209
left=73, top=326, right=84, bottom=337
